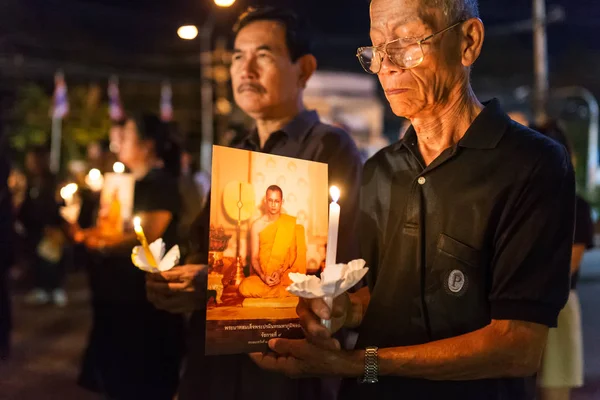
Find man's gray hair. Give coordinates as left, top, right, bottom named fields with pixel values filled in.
left=423, top=0, right=479, bottom=24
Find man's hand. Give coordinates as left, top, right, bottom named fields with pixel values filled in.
left=297, top=293, right=351, bottom=348
left=146, top=264, right=207, bottom=314
left=249, top=339, right=362, bottom=379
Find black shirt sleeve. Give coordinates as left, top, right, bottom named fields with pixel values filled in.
left=489, top=145, right=575, bottom=327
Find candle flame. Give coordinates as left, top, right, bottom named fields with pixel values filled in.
left=88, top=168, right=101, bottom=180
left=60, top=183, right=78, bottom=200
left=330, top=186, right=340, bottom=203
left=113, top=162, right=125, bottom=173
left=85, top=169, right=104, bottom=192
left=133, top=216, right=141, bottom=230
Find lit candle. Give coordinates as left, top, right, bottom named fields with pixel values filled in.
left=60, top=183, right=78, bottom=206
left=113, top=162, right=125, bottom=174
left=133, top=216, right=157, bottom=267
left=85, top=168, right=104, bottom=192
left=325, top=186, right=341, bottom=267
left=322, top=185, right=341, bottom=331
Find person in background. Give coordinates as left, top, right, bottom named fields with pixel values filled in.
left=17, top=145, right=67, bottom=307
left=534, top=120, right=593, bottom=400
left=75, top=113, right=184, bottom=400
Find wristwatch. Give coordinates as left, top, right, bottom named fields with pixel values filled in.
left=360, top=346, right=379, bottom=384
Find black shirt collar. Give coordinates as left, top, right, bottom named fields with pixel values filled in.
left=398, top=98, right=509, bottom=151
left=241, top=109, right=320, bottom=150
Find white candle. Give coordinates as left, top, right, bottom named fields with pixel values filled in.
left=323, top=185, right=341, bottom=331
left=325, top=186, right=340, bottom=267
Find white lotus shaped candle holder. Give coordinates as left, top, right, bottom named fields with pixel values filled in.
left=287, top=259, right=368, bottom=329
left=131, top=238, right=180, bottom=273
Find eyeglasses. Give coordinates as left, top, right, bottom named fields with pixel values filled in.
left=356, top=21, right=464, bottom=74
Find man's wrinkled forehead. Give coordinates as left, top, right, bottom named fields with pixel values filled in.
left=370, top=0, right=441, bottom=33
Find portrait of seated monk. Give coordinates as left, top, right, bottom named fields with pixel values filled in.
left=238, top=185, right=306, bottom=298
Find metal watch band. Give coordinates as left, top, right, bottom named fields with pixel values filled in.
left=360, top=346, right=379, bottom=384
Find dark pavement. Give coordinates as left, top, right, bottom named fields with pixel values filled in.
left=0, top=272, right=100, bottom=400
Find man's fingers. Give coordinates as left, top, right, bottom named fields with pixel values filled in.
left=297, top=299, right=332, bottom=330
left=310, top=298, right=332, bottom=320
left=249, top=348, right=304, bottom=378
left=249, top=352, right=289, bottom=374
left=331, top=293, right=350, bottom=319
left=156, top=269, right=187, bottom=281
left=268, top=338, right=299, bottom=356
left=297, top=299, right=332, bottom=340
left=152, top=265, right=207, bottom=282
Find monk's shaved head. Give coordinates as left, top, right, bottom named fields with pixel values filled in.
left=266, top=185, right=283, bottom=199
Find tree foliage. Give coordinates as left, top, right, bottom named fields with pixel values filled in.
left=10, top=82, right=111, bottom=165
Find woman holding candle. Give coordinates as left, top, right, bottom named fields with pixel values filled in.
left=76, top=113, right=184, bottom=400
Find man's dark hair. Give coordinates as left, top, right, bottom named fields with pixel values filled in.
left=266, top=184, right=283, bottom=198
left=233, top=6, right=312, bottom=62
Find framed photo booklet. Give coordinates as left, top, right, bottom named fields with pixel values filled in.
left=205, top=146, right=329, bottom=355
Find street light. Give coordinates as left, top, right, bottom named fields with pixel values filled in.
left=214, top=0, right=236, bottom=7
left=177, top=25, right=198, bottom=40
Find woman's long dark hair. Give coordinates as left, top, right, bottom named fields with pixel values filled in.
left=130, top=113, right=181, bottom=178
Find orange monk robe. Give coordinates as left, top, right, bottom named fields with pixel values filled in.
left=238, top=214, right=306, bottom=298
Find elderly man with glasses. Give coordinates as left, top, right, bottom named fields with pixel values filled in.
left=251, top=1, right=576, bottom=399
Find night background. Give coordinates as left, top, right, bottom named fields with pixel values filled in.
left=1, top=1, right=600, bottom=399
left=2, top=0, right=600, bottom=147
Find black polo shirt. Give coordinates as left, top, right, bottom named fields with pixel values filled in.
left=341, top=99, right=575, bottom=400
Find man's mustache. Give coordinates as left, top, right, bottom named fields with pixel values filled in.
left=237, top=83, right=266, bottom=94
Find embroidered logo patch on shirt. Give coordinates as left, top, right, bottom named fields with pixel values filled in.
left=446, top=269, right=468, bottom=296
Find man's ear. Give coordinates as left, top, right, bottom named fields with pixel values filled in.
left=460, top=18, right=485, bottom=67
left=296, top=54, right=317, bottom=88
